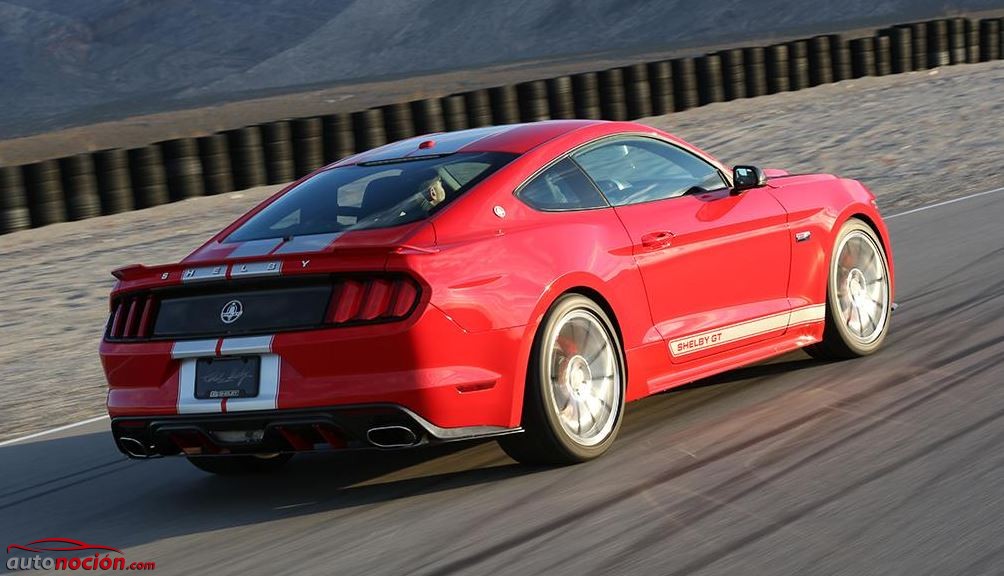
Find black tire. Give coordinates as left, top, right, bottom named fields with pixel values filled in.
left=806, top=218, right=892, bottom=360
left=187, top=453, right=292, bottom=475
left=498, top=294, right=625, bottom=465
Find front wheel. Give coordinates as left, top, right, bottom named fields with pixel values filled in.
left=187, top=453, right=292, bottom=475
left=807, top=218, right=892, bottom=359
left=498, top=294, right=625, bottom=465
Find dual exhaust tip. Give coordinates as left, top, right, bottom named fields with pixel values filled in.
left=119, top=437, right=153, bottom=458
left=366, top=425, right=420, bottom=448
left=120, top=424, right=421, bottom=457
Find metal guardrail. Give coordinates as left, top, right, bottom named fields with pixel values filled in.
left=1, top=16, right=1002, bottom=234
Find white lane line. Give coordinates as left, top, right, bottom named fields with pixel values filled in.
left=0, top=186, right=1001, bottom=448
left=0, top=415, right=109, bottom=448
left=887, top=186, right=1004, bottom=219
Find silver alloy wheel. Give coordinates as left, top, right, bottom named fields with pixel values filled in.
left=833, top=229, right=890, bottom=345
left=546, top=309, right=621, bottom=447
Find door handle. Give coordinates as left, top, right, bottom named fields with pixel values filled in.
left=640, top=231, right=675, bottom=250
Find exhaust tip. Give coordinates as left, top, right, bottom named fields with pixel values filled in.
left=366, top=425, right=419, bottom=448
left=119, top=437, right=152, bottom=458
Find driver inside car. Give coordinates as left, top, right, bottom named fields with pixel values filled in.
left=418, top=176, right=447, bottom=210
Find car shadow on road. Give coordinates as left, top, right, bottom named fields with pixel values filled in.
left=0, top=352, right=835, bottom=554
left=0, top=427, right=540, bottom=553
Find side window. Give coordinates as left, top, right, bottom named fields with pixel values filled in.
left=518, top=158, right=608, bottom=211
left=573, top=138, right=727, bottom=206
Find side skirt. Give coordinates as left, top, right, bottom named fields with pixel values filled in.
left=643, top=321, right=824, bottom=397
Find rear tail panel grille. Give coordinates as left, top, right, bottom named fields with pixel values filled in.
left=105, top=274, right=421, bottom=342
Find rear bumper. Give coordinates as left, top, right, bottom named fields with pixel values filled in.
left=101, top=304, right=528, bottom=432
left=111, top=404, right=521, bottom=459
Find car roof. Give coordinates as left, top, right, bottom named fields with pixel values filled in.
left=337, top=120, right=607, bottom=165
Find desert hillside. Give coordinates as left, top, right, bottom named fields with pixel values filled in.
left=2, top=0, right=1001, bottom=137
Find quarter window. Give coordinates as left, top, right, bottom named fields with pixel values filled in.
left=573, top=138, right=727, bottom=206
left=518, top=158, right=608, bottom=211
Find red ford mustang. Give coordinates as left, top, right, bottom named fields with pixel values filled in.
left=100, top=120, right=894, bottom=474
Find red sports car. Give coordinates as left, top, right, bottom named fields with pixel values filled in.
left=100, top=120, right=894, bottom=474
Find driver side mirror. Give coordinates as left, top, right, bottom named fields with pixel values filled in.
left=731, top=165, right=767, bottom=193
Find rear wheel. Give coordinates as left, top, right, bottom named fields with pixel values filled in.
left=498, top=295, right=625, bottom=465
left=807, top=218, right=891, bottom=359
left=187, top=453, right=292, bottom=475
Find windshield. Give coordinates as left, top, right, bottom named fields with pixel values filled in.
left=225, top=152, right=516, bottom=242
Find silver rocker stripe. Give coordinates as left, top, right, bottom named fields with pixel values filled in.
left=669, top=304, right=826, bottom=357
left=789, top=304, right=827, bottom=326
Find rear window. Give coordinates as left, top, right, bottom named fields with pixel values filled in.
left=226, top=152, right=516, bottom=242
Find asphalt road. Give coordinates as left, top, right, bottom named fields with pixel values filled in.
left=2, top=189, right=1004, bottom=575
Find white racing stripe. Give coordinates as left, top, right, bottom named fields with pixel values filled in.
left=5, top=186, right=1003, bottom=447
left=175, top=335, right=281, bottom=414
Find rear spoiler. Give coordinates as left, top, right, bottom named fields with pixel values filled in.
left=111, top=263, right=179, bottom=282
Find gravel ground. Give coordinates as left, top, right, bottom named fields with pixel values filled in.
left=1, top=60, right=1001, bottom=443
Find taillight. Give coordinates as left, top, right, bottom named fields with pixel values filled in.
left=325, top=277, right=420, bottom=325
left=107, top=294, right=157, bottom=340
